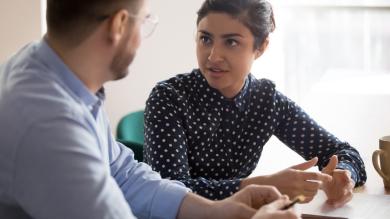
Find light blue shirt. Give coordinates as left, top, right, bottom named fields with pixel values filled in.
left=0, top=39, right=190, bottom=219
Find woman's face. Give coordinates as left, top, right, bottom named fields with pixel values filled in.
left=196, top=12, right=262, bottom=98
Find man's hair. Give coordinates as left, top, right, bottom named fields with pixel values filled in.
left=46, top=0, right=141, bottom=45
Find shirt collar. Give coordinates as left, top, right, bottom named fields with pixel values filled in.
left=196, top=69, right=251, bottom=112
left=233, top=76, right=250, bottom=111
left=37, top=38, right=105, bottom=110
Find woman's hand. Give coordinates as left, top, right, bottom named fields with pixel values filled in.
left=321, top=155, right=355, bottom=207
left=240, top=157, right=332, bottom=203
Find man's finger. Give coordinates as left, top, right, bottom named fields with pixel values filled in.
left=266, top=196, right=290, bottom=210
left=240, top=185, right=282, bottom=208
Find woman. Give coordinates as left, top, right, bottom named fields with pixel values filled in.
left=144, top=0, right=366, bottom=206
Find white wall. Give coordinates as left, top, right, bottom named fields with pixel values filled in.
left=105, top=0, right=204, bottom=132
left=0, top=0, right=41, bottom=63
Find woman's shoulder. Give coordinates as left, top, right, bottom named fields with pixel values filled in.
left=152, top=69, right=200, bottom=92
left=148, top=69, right=200, bottom=99
left=158, top=69, right=199, bottom=85
left=249, top=75, right=276, bottom=94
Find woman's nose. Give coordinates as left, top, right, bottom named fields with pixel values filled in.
left=208, top=46, right=224, bottom=63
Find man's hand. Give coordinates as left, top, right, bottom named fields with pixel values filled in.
left=321, top=155, right=355, bottom=207
left=214, top=185, right=301, bottom=219
left=251, top=196, right=302, bottom=219
left=177, top=185, right=300, bottom=219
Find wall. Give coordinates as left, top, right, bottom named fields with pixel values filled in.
left=0, top=0, right=41, bottom=63
left=104, top=0, right=204, bottom=132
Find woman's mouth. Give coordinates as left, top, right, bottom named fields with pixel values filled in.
left=207, top=67, right=227, bottom=77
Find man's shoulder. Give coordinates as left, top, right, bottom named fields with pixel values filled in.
left=0, top=49, right=85, bottom=127
left=0, top=45, right=88, bottom=187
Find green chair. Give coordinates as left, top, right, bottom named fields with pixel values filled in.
left=116, top=110, right=144, bottom=161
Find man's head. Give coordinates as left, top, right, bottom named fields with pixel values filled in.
left=46, top=0, right=150, bottom=81
left=47, top=0, right=142, bottom=46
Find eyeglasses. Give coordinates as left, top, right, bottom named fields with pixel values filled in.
left=97, top=12, right=159, bottom=39
left=137, top=13, right=159, bottom=39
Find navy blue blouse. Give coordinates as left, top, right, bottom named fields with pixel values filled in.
left=144, top=69, right=366, bottom=200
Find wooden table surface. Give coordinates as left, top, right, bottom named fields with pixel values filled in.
left=353, top=159, right=390, bottom=195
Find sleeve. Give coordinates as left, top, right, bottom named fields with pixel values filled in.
left=14, top=112, right=189, bottom=219
left=144, top=85, right=241, bottom=200
left=272, top=90, right=367, bottom=186
left=110, top=140, right=190, bottom=219
left=13, top=115, right=135, bottom=219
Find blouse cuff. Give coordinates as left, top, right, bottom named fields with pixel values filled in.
left=336, top=162, right=358, bottom=186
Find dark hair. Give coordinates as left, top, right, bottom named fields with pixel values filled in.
left=197, top=0, right=275, bottom=49
left=46, top=0, right=141, bottom=45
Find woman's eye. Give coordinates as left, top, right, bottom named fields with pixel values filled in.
left=199, top=35, right=212, bottom=45
left=226, top=39, right=238, bottom=47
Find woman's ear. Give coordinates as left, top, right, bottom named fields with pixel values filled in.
left=254, top=37, right=269, bottom=59
left=107, top=9, right=130, bottom=46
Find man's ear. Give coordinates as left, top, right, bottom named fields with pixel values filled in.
left=254, top=37, right=269, bottom=59
left=108, top=9, right=130, bottom=46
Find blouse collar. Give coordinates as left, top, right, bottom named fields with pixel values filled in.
left=194, top=69, right=251, bottom=112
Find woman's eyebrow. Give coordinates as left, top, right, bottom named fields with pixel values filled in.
left=198, top=30, right=243, bottom=39
left=221, top=33, right=243, bottom=38
left=198, top=30, right=212, bottom=36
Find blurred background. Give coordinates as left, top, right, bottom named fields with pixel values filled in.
left=1, top=0, right=390, bottom=174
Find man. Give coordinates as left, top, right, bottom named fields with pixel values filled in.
left=0, top=0, right=300, bottom=218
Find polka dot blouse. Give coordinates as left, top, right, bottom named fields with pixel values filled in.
left=144, top=69, right=366, bottom=200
